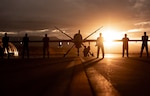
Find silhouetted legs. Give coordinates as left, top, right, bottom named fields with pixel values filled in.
left=140, top=45, right=149, bottom=57
left=0, top=46, right=4, bottom=59
left=3, top=47, right=9, bottom=59
left=22, top=47, right=29, bottom=59
left=97, top=46, right=104, bottom=58
left=43, top=47, right=49, bottom=58
left=122, top=48, right=129, bottom=57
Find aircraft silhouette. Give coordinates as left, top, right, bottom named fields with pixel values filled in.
left=6, top=27, right=102, bottom=57
left=6, top=28, right=150, bottom=57
left=54, top=26, right=103, bottom=57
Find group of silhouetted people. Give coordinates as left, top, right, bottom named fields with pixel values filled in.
left=0, top=31, right=149, bottom=59
left=0, top=33, right=50, bottom=59
left=95, top=32, right=149, bottom=58
left=21, top=33, right=50, bottom=59
left=121, top=32, right=149, bottom=58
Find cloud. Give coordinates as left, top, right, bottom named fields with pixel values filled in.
left=130, top=0, right=150, bottom=20
left=135, top=21, right=150, bottom=26
left=0, top=0, right=150, bottom=32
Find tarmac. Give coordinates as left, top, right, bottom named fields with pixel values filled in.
left=0, top=54, right=150, bottom=96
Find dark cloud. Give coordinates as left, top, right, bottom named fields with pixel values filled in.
left=0, top=0, right=150, bottom=31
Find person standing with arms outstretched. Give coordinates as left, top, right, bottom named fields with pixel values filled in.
left=140, top=32, right=149, bottom=57
left=96, top=33, right=104, bottom=58
left=43, top=34, right=49, bottom=58
left=2, top=33, right=9, bottom=59
left=122, top=34, right=129, bottom=57
left=22, top=33, right=29, bottom=59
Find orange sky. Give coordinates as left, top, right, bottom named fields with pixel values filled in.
left=0, top=0, right=150, bottom=54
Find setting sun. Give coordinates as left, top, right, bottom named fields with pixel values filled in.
left=90, top=27, right=122, bottom=47
left=101, top=27, right=122, bottom=46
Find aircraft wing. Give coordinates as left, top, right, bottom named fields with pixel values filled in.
left=9, top=39, right=150, bottom=43
left=83, top=39, right=96, bottom=42
left=83, top=39, right=150, bottom=42
left=113, top=40, right=150, bottom=42
left=49, top=40, right=73, bottom=42
left=10, top=40, right=73, bottom=43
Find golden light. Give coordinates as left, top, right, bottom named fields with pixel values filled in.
left=3, top=43, right=19, bottom=57
left=101, top=27, right=122, bottom=46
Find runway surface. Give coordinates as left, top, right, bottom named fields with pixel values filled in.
left=0, top=55, right=150, bottom=96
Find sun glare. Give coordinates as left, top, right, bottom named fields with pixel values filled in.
left=101, top=28, right=121, bottom=46
left=89, top=27, right=122, bottom=47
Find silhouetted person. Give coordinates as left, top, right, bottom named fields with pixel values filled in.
left=96, top=33, right=104, bottom=58
left=2, top=33, right=9, bottom=59
left=74, top=30, right=83, bottom=56
left=83, top=46, right=90, bottom=57
left=122, top=34, right=129, bottom=57
left=43, top=34, right=49, bottom=58
left=22, top=33, right=29, bottom=59
left=0, top=45, right=4, bottom=58
left=88, top=46, right=94, bottom=56
left=140, top=32, right=149, bottom=57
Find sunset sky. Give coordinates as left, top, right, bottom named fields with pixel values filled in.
left=0, top=0, right=150, bottom=40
